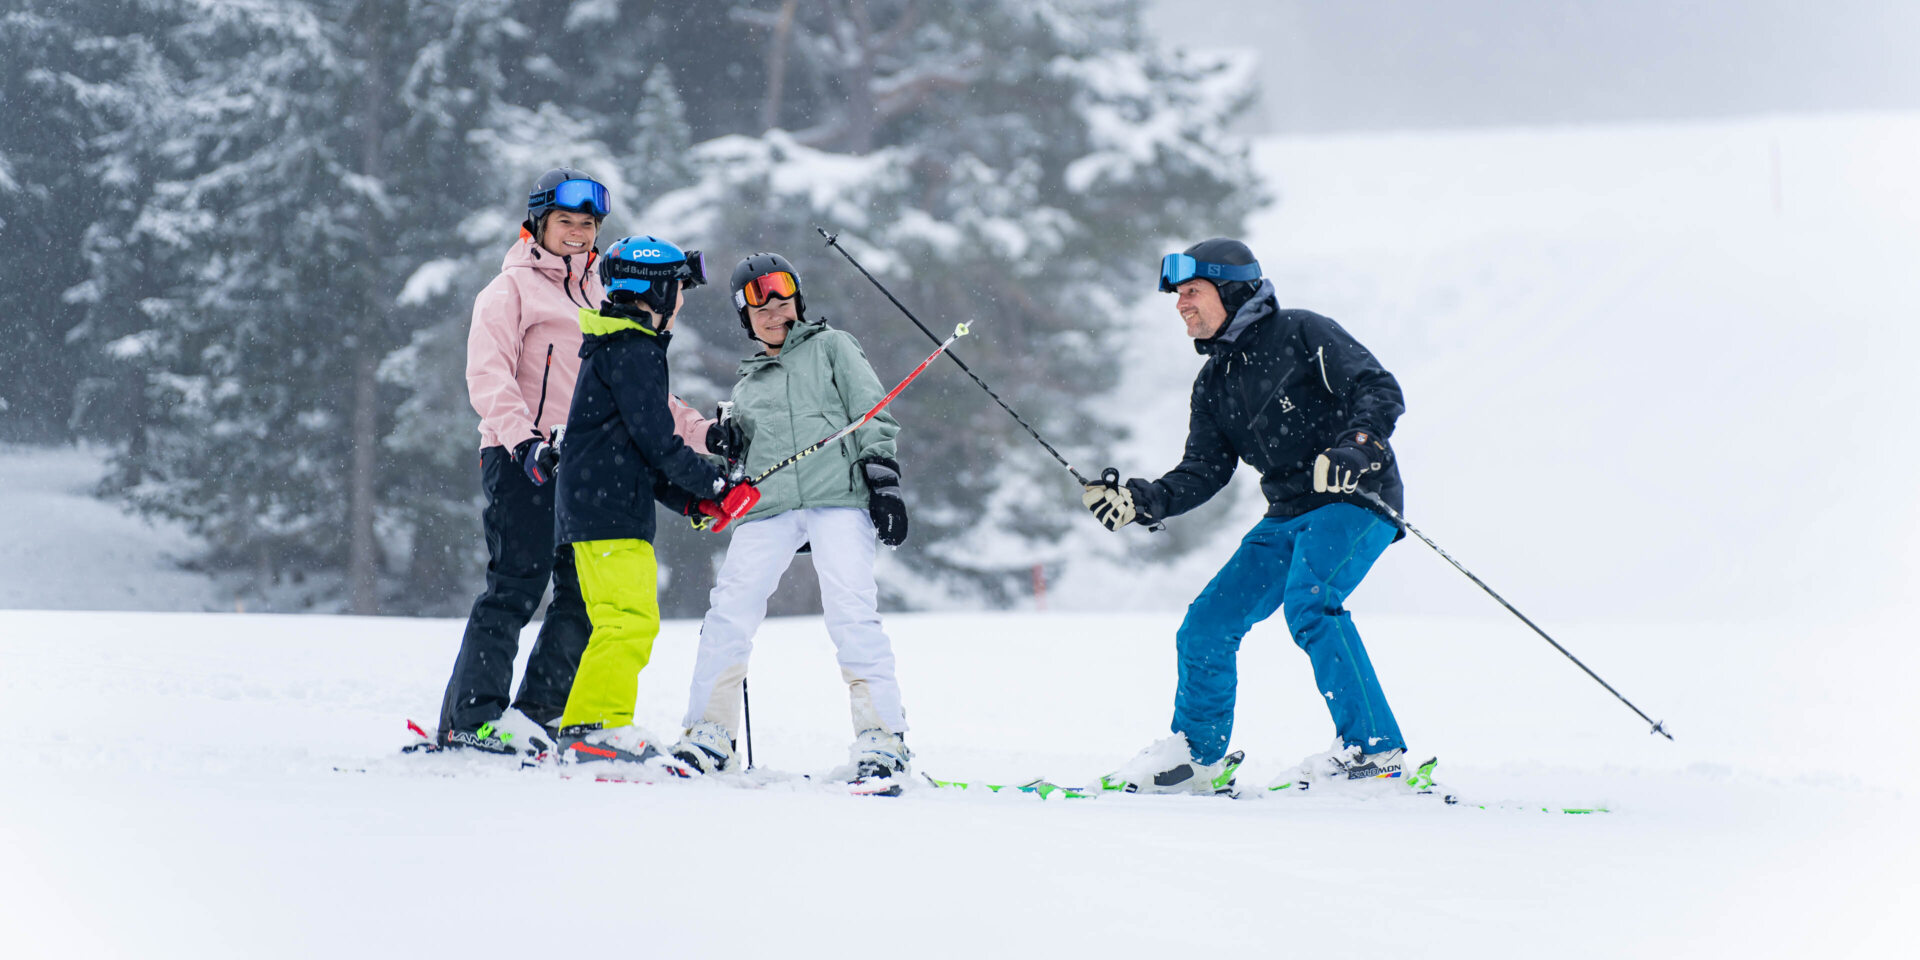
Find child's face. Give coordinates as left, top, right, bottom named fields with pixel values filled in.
left=748, top=297, right=797, bottom=345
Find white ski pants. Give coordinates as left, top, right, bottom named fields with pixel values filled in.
left=682, top=506, right=906, bottom=738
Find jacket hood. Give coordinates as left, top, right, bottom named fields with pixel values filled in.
left=1196, top=279, right=1277, bottom=355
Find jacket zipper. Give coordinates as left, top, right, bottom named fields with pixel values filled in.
left=532, top=343, right=554, bottom=430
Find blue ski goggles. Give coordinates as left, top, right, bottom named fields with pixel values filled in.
left=1159, top=253, right=1261, bottom=292
left=530, top=178, right=611, bottom=218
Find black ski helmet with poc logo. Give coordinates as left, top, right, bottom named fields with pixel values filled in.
left=729, top=252, right=806, bottom=341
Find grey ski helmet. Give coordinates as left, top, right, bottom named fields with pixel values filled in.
left=729, top=252, right=805, bottom=340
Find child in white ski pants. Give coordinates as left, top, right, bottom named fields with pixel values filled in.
left=682, top=505, right=905, bottom=739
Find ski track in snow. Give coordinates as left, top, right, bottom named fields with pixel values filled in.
left=5, top=113, right=1920, bottom=957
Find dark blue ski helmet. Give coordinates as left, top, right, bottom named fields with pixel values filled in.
left=1160, top=237, right=1262, bottom=315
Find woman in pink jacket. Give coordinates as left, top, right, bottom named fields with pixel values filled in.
left=434, top=168, right=712, bottom=755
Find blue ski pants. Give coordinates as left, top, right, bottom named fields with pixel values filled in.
left=1172, top=503, right=1403, bottom=765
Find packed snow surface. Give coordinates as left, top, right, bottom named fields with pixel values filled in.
left=1, top=606, right=1914, bottom=958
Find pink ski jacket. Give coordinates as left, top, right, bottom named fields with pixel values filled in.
left=467, top=236, right=711, bottom=453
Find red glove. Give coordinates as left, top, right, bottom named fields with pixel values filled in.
left=710, top=482, right=761, bottom=532
left=688, top=483, right=761, bottom=532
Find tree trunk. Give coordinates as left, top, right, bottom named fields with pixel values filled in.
left=761, top=0, right=799, bottom=132
left=348, top=348, right=380, bottom=614
left=347, top=1, right=389, bottom=615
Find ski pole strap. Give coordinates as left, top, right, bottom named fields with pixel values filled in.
left=817, top=226, right=1089, bottom=486
left=747, top=324, right=970, bottom=487
left=1362, top=491, right=1673, bottom=740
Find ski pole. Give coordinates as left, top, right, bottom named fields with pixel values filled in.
left=742, top=676, right=755, bottom=770
left=708, top=322, right=971, bottom=532
left=816, top=226, right=1092, bottom=486
left=1363, top=491, right=1673, bottom=740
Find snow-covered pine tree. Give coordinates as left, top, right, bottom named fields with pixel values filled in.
left=638, top=0, right=1263, bottom=609
left=84, top=0, right=526, bottom=613
left=0, top=2, right=176, bottom=444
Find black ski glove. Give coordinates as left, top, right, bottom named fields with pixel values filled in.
left=706, top=417, right=745, bottom=461
left=514, top=433, right=559, bottom=486
left=1312, top=430, right=1388, bottom=495
left=861, top=457, right=908, bottom=546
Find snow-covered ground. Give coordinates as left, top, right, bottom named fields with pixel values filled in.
left=0, top=444, right=226, bottom=612
left=5, top=112, right=1919, bottom=957
left=1, top=607, right=1913, bottom=958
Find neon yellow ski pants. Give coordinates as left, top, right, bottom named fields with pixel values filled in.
left=557, top=538, right=660, bottom=730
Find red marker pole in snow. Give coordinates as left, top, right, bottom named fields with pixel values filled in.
left=1363, top=491, right=1673, bottom=740
left=708, top=323, right=971, bottom=532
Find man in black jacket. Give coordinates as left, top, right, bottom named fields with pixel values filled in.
left=1088, top=238, right=1412, bottom=795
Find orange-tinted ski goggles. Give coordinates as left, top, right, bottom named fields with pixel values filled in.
left=737, top=270, right=800, bottom=308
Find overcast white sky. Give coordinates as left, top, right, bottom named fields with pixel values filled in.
left=1145, top=0, right=1920, bottom=133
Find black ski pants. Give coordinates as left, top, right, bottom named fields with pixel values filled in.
left=437, top=445, right=591, bottom=734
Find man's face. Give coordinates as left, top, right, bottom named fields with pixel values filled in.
left=539, top=209, right=599, bottom=257
left=748, top=297, right=797, bottom=346
left=1175, top=279, right=1228, bottom=339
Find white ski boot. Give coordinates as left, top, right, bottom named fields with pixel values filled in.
left=439, top=707, right=553, bottom=760
left=1100, top=734, right=1242, bottom=795
left=557, top=724, right=692, bottom=777
left=669, top=720, right=735, bottom=774
left=848, top=727, right=910, bottom=779
left=1269, top=738, right=1407, bottom=792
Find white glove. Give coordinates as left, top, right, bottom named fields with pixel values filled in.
left=1312, top=441, right=1381, bottom=494
left=1082, top=483, right=1137, bottom=531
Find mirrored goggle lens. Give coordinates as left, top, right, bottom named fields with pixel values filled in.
left=683, top=250, right=707, bottom=287
left=1159, top=253, right=1197, bottom=292
left=742, top=271, right=799, bottom=307
left=549, top=179, right=610, bottom=217
left=1160, top=253, right=1261, bottom=291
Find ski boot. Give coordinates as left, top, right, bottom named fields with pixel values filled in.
left=436, top=708, right=552, bottom=761
left=846, top=728, right=910, bottom=796
left=1100, top=734, right=1243, bottom=796
left=556, top=724, right=693, bottom=777
left=669, top=720, right=735, bottom=775
left=1268, top=738, right=1408, bottom=793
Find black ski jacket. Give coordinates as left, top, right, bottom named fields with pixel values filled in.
left=555, top=308, right=725, bottom=546
left=1130, top=281, right=1406, bottom=531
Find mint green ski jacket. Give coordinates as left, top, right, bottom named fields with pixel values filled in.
left=730, top=318, right=899, bottom=522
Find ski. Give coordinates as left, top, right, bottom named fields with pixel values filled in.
left=1100, top=749, right=1246, bottom=796
left=1266, top=757, right=1610, bottom=813
left=920, top=774, right=1097, bottom=799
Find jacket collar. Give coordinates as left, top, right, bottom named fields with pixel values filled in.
left=738, top=317, right=829, bottom=374
left=577, top=306, right=670, bottom=356
left=1194, top=280, right=1276, bottom=356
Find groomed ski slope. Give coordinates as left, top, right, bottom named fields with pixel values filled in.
left=1, top=606, right=1914, bottom=959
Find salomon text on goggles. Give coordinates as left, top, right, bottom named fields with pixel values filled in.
left=530, top=178, right=612, bottom=218
left=1158, top=253, right=1261, bottom=292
